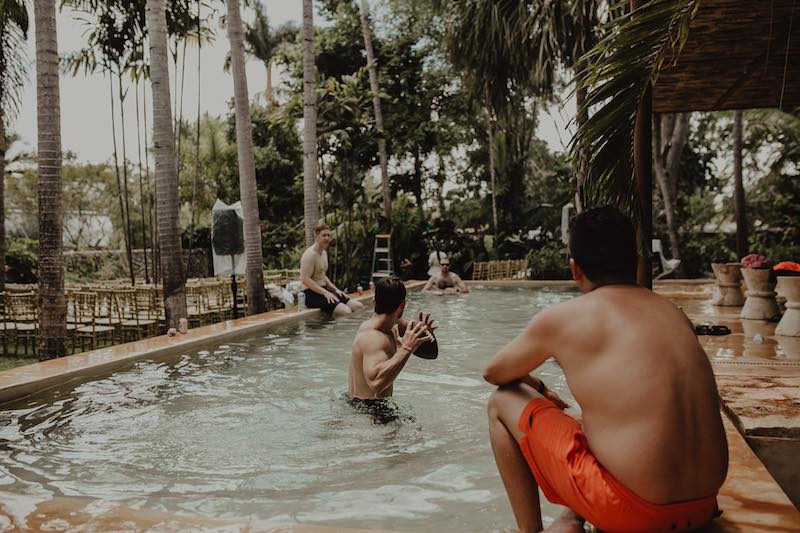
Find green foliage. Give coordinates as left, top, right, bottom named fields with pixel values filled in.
left=527, top=241, right=570, bottom=280
left=5, top=237, right=37, bottom=283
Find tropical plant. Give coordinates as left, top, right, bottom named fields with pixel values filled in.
left=302, top=0, right=319, bottom=245
left=226, top=0, right=266, bottom=314
left=145, top=0, right=187, bottom=328
left=34, top=0, right=67, bottom=359
left=0, top=0, right=29, bottom=291
left=653, top=112, right=689, bottom=274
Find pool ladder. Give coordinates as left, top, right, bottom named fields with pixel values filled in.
left=371, top=233, right=394, bottom=283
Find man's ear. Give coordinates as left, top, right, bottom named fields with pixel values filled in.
left=569, top=258, right=582, bottom=282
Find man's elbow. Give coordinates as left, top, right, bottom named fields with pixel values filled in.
left=482, top=364, right=501, bottom=385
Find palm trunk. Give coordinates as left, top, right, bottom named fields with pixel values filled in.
left=34, top=0, right=66, bottom=360
left=733, top=110, right=747, bottom=258
left=118, top=72, right=135, bottom=284
left=485, top=93, right=499, bottom=236
left=109, top=71, right=135, bottom=284
left=142, top=70, right=159, bottom=282
left=0, top=112, right=6, bottom=292
left=146, top=0, right=187, bottom=328
left=302, top=0, right=319, bottom=245
left=265, top=60, right=275, bottom=106
left=359, top=0, right=391, bottom=225
left=134, top=78, right=151, bottom=284
left=227, top=0, right=267, bottom=314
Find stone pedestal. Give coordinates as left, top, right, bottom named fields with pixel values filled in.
left=741, top=268, right=780, bottom=320
left=712, top=262, right=745, bottom=306
left=775, top=277, right=800, bottom=337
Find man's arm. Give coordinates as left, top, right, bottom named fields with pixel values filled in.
left=483, top=307, right=558, bottom=385
left=360, top=322, right=431, bottom=394
left=454, top=274, right=469, bottom=293
left=323, top=274, right=346, bottom=297
left=300, top=252, right=337, bottom=301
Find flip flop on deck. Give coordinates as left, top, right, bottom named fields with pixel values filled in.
left=694, top=324, right=732, bottom=336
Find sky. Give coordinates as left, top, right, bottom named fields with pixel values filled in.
left=13, top=1, right=575, bottom=165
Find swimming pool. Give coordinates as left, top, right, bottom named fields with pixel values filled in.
left=0, top=287, right=579, bottom=531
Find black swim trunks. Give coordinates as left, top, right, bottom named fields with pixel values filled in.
left=303, top=288, right=350, bottom=315
left=347, top=397, right=402, bottom=425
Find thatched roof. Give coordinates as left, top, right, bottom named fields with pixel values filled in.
left=653, top=0, right=800, bottom=113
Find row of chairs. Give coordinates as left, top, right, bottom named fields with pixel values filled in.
left=471, top=259, right=529, bottom=281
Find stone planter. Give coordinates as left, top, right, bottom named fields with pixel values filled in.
left=711, top=262, right=745, bottom=306
left=740, top=268, right=779, bottom=320
left=775, top=277, right=800, bottom=336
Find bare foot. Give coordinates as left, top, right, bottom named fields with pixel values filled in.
left=544, top=508, right=585, bottom=532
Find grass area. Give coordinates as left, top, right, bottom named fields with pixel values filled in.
left=0, top=356, right=39, bottom=371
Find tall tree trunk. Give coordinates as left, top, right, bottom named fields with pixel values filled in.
left=302, top=0, right=319, bottom=245
left=653, top=112, right=689, bottom=277
left=134, top=78, right=150, bottom=284
left=146, top=0, right=187, bottom=328
left=265, top=60, right=275, bottom=107
left=227, top=0, right=267, bottom=314
left=359, top=0, right=392, bottom=226
left=118, top=73, right=135, bottom=284
left=34, top=0, right=66, bottom=360
left=0, top=113, right=6, bottom=292
left=109, top=72, right=135, bottom=284
left=485, top=93, right=498, bottom=236
left=733, top=110, right=748, bottom=258
left=413, top=146, right=424, bottom=217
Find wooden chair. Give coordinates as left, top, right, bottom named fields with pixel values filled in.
left=8, top=292, right=38, bottom=355
left=117, top=289, right=157, bottom=341
left=73, top=292, right=115, bottom=351
left=0, top=292, right=16, bottom=356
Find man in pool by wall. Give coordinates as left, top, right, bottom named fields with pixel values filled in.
left=300, top=222, right=364, bottom=317
left=422, top=259, right=470, bottom=294
left=483, top=206, right=728, bottom=533
left=348, top=277, right=436, bottom=401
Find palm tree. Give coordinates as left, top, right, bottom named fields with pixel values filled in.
left=145, top=0, right=187, bottom=328
left=0, top=0, right=29, bottom=292
left=33, top=0, right=66, bottom=359
left=226, top=0, right=267, bottom=314
left=224, top=1, right=297, bottom=107
left=302, top=0, right=319, bottom=245
left=358, top=0, right=391, bottom=224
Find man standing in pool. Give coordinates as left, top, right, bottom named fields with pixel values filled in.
left=483, top=206, right=728, bottom=533
left=422, top=259, right=469, bottom=294
left=348, top=277, right=437, bottom=400
left=300, top=222, right=364, bottom=316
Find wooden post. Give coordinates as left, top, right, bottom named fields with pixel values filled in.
left=632, top=0, right=653, bottom=289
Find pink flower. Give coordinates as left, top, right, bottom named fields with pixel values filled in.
left=741, top=254, right=770, bottom=269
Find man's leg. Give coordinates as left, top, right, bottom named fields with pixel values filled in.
left=488, top=383, right=545, bottom=533
left=332, top=303, right=353, bottom=316
left=347, top=299, right=364, bottom=312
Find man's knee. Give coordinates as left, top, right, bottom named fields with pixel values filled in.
left=333, top=303, right=352, bottom=316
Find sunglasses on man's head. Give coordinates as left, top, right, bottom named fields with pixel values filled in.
left=441, top=263, right=450, bottom=266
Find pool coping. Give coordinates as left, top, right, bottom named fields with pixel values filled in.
left=0, top=281, right=425, bottom=406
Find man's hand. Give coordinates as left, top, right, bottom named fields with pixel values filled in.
left=323, top=290, right=338, bottom=304
left=335, top=288, right=348, bottom=299
left=395, top=320, right=433, bottom=354
left=417, top=311, right=438, bottom=333
left=542, top=385, right=569, bottom=410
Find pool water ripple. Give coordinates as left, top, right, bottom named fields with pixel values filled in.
left=0, top=288, right=579, bottom=531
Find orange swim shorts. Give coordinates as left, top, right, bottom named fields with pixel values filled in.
left=517, top=398, right=720, bottom=533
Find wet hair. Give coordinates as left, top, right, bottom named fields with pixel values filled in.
left=568, top=205, right=637, bottom=285
left=314, top=222, right=330, bottom=235
left=374, top=277, right=407, bottom=314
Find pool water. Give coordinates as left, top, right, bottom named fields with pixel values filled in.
left=0, top=287, right=579, bottom=531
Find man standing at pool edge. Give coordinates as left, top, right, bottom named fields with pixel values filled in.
left=348, top=277, right=436, bottom=399
left=483, top=206, right=728, bottom=533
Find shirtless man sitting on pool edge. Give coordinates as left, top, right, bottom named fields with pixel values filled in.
left=348, top=277, right=436, bottom=400
left=483, top=206, right=728, bottom=532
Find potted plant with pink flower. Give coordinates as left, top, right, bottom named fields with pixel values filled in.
left=740, top=254, right=780, bottom=320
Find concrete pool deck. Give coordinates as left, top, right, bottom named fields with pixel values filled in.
left=0, top=279, right=798, bottom=531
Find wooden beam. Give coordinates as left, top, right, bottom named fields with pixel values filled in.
left=633, top=0, right=653, bottom=289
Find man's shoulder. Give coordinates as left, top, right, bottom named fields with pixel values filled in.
left=355, top=323, right=391, bottom=347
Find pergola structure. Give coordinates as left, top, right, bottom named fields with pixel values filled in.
left=633, top=0, right=800, bottom=286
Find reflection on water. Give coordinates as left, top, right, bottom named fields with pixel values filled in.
left=0, top=288, right=577, bottom=531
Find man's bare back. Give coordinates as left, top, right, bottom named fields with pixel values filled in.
left=492, top=285, right=728, bottom=504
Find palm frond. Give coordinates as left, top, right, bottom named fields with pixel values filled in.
left=571, top=0, right=701, bottom=221
left=0, top=0, right=30, bottom=124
